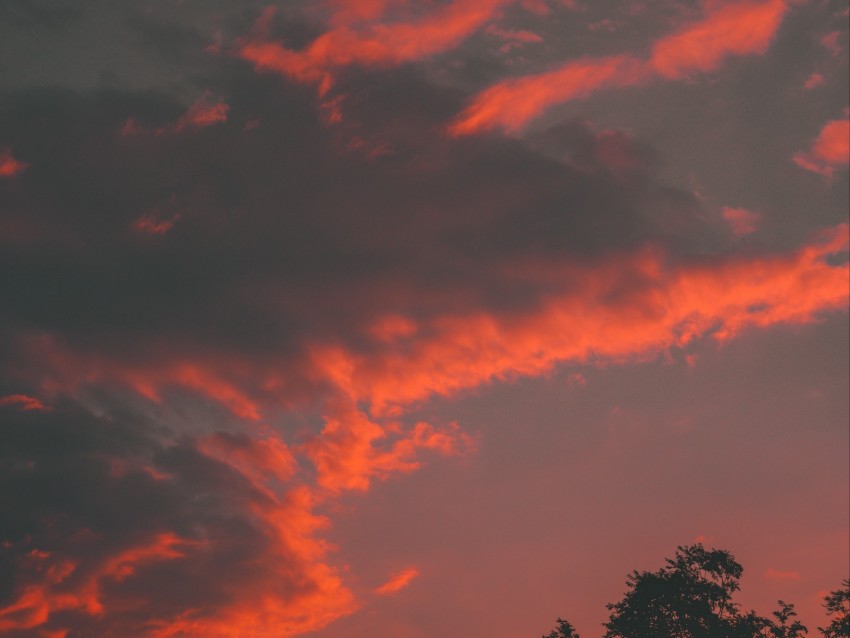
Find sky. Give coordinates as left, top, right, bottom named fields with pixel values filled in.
left=0, top=1, right=848, bottom=637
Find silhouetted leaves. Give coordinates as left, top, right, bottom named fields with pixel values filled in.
left=543, top=544, right=847, bottom=638
left=603, top=544, right=757, bottom=638
left=770, top=600, right=807, bottom=637
left=819, top=580, right=850, bottom=638
left=543, top=618, right=580, bottom=638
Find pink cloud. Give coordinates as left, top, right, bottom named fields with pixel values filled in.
left=819, top=31, right=842, bottom=56
left=722, top=206, right=761, bottom=237
left=803, top=72, right=824, bottom=90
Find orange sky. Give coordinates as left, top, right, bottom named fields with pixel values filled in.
left=0, top=0, right=847, bottom=636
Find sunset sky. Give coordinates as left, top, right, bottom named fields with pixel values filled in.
left=0, top=1, right=848, bottom=637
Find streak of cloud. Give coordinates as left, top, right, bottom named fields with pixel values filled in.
left=450, top=0, right=789, bottom=134
left=794, top=119, right=850, bottom=176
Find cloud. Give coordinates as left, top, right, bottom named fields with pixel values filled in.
left=305, top=225, right=848, bottom=414
left=239, top=0, right=505, bottom=94
left=0, top=402, right=357, bottom=637
left=819, top=31, right=842, bottom=56
left=803, top=72, right=824, bottom=90
left=0, top=150, right=28, bottom=178
left=374, top=568, right=420, bottom=595
left=171, top=95, right=229, bottom=132
left=722, top=206, right=761, bottom=237
left=0, top=533, right=190, bottom=632
left=12, top=221, right=847, bottom=423
left=120, top=94, right=229, bottom=137
left=132, top=213, right=180, bottom=235
left=0, top=50, right=847, bottom=637
left=0, top=394, right=49, bottom=411
left=449, top=0, right=789, bottom=135
left=649, top=0, right=788, bottom=79
left=484, top=24, right=543, bottom=44
left=448, top=55, right=645, bottom=136
left=303, top=403, right=474, bottom=492
left=794, top=119, right=850, bottom=176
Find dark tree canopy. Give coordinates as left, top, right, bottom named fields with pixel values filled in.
left=542, top=544, right=848, bottom=638
left=603, top=544, right=761, bottom=638
left=819, top=579, right=850, bottom=638
left=543, top=618, right=581, bottom=638
left=770, top=600, right=807, bottom=638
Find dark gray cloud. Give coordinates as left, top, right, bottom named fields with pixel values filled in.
left=0, top=395, right=335, bottom=637
left=0, top=56, right=721, bottom=389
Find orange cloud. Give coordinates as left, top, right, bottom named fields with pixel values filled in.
left=650, top=0, right=788, bottom=79
left=1, top=442, right=357, bottom=637
left=449, top=0, right=789, bottom=134
left=239, top=0, right=505, bottom=94
left=302, top=401, right=473, bottom=492
left=144, top=478, right=357, bottom=637
left=0, top=394, right=50, bottom=411
left=309, top=224, right=848, bottom=413
left=722, top=206, right=761, bottom=237
left=4, top=226, right=847, bottom=636
left=0, top=534, right=188, bottom=631
left=375, top=567, right=420, bottom=595
left=794, top=119, right=850, bottom=176
left=448, top=55, right=645, bottom=135
left=0, top=149, right=28, bottom=178
left=172, top=95, right=230, bottom=132
left=14, top=225, right=849, bottom=423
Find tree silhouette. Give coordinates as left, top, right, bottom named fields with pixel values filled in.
left=603, top=544, right=767, bottom=637
left=543, top=618, right=581, bottom=638
left=819, top=579, right=849, bottom=638
left=541, top=543, right=846, bottom=638
left=770, top=601, right=807, bottom=637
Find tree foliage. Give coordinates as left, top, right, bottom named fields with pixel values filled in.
left=603, top=544, right=759, bottom=638
left=541, top=544, right=848, bottom=638
left=770, top=600, right=807, bottom=638
left=543, top=618, right=580, bottom=638
left=819, top=579, right=850, bottom=638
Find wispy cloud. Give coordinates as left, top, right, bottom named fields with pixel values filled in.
left=450, top=0, right=789, bottom=135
